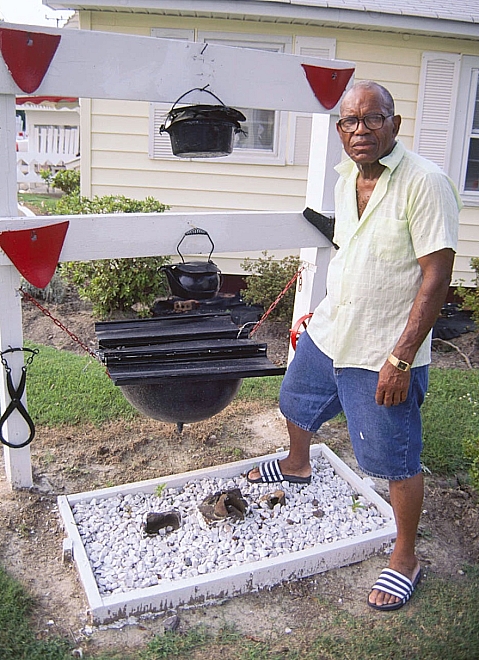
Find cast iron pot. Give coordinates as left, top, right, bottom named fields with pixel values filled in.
left=160, top=227, right=222, bottom=300
left=159, top=87, right=246, bottom=158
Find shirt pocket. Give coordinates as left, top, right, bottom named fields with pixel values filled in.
left=368, top=215, right=413, bottom=263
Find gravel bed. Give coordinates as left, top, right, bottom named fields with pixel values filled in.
left=71, top=456, right=391, bottom=595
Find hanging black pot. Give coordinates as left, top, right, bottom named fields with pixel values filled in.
left=160, top=228, right=222, bottom=300
left=159, top=87, right=246, bottom=158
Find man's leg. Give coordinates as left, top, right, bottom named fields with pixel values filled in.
left=368, top=472, right=423, bottom=607
left=248, top=333, right=342, bottom=482
left=247, top=420, right=313, bottom=481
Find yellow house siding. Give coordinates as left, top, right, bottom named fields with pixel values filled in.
left=455, top=208, right=479, bottom=286
left=80, top=10, right=479, bottom=282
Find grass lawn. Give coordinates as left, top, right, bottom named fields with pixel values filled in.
left=18, top=191, right=60, bottom=215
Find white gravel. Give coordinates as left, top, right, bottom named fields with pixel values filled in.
left=71, top=456, right=391, bottom=596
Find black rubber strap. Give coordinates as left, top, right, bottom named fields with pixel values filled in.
left=0, top=349, right=36, bottom=449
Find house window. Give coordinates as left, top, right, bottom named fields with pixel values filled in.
left=463, top=71, right=479, bottom=193
left=149, top=30, right=335, bottom=165
left=234, top=109, right=274, bottom=151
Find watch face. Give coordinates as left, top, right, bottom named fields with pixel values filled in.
left=398, top=360, right=409, bottom=371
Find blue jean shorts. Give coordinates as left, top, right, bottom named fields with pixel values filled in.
left=279, top=331, right=429, bottom=480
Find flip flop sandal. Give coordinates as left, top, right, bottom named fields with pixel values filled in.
left=368, top=567, right=422, bottom=612
left=246, top=458, right=311, bottom=485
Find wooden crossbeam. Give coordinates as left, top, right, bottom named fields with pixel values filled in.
left=0, top=23, right=354, bottom=112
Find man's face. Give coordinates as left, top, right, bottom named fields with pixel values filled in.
left=336, top=86, right=401, bottom=165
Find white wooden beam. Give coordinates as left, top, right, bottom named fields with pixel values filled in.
left=0, top=23, right=354, bottom=112
left=0, top=211, right=331, bottom=264
left=0, top=94, right=33, bottom=489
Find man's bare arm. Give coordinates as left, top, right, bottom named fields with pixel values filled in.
left=375, top=248, right=455, bottom=407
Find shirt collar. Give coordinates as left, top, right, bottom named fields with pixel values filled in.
left=334, top=140, right=405, bottom=178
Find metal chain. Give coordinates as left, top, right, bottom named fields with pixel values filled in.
left=19, top=287, right=100, bottom=362
left=249, top=265, right=305, bottom=336
left=20, top=265, right=305, bottom=352
left=0, top=346, right=38, bottom=373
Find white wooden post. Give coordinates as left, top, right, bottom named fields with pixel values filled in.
left=0, top=94, right=33, bottom=488
left=288, top=113, right=343, bottom=363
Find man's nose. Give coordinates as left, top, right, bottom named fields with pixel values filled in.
left=354, top=118, right=370, bottom=133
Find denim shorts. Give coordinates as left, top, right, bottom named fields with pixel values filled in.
left=279, top=331, right=429, bottom=480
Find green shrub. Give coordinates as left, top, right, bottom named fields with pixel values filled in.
left=54, top=192, right=168, bottom=216
left=38, top=168, right=53, bottom=188
left=20, top=272, right=67, bottom=304
left=455, top=257, right=479, bottom=324
left=51, top=169, right=80, bottom=195
left=57, top=194, right=170, bottom=318
left=240, top=251, right=300, bottom=322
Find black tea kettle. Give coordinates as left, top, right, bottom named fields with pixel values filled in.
left=161, top=228, right=222, bottom=300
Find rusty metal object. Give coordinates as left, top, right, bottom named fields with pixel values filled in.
left=198, top=488, right=248, bottom=523
left=142, top=510, right=182, bottom=535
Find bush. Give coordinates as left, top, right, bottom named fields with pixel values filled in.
left=240, top=251, right=300, bottom=322
left=51, top=169, right=80, bottom=195
left=20, top=272, right=67, bottom=304
left=57, top=194, right=171, bottom=318
left=54, top=192, right=168, bottom=216
left=455, top=257, right=479, bottom=325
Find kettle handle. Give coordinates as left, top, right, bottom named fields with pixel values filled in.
left=176, top=228, right=215, bottom=263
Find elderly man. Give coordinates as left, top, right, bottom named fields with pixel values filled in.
left=248, top=80, right=462, bottom=611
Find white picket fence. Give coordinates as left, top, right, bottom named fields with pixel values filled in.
left=17, top=124, right=80, bottom=187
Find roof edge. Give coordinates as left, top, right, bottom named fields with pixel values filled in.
left=45, top=0, right=479, bottom=39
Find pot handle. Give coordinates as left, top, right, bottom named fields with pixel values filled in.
left=170, top=86, right=226, bottom=114
left=176, top=227, right=215, bottom=263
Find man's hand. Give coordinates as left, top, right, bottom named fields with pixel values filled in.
left=375, top=360, right=411, bottom=407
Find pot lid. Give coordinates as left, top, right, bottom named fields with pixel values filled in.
left=166, top=104, right=246, bottom=129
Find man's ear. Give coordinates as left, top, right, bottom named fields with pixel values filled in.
left=393, top=114, right=402, bottom=137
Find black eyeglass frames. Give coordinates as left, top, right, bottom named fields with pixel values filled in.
left=337, top=114, right=394, bottom=133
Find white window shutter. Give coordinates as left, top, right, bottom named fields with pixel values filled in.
left=291, top=115, right=313, bottom=166
left=414, top=52, right=461, bottom=172
left=289, top=37, right=336, bottom=166
left=148, top=103, right=174, bottom=159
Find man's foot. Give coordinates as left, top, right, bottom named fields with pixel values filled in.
left=246, top=458, right=311, bottom=485
left=368, top=563, right=421, bottom=611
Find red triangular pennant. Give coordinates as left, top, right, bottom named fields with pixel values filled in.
left=301, top=65, right=355, bottom=110
left=0, top=28, right=61, bottom=94
left=0, top=222, right=69, bottom=288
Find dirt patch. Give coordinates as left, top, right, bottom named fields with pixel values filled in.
left=0, top=293, right=477, bottom=656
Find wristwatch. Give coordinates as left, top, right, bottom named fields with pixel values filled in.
left=388, top=354, right=411, bottom=372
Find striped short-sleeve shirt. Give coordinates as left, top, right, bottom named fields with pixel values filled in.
left=307, top=140, right=462, bottom=371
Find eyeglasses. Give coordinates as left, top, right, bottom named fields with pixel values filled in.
left=337, top=113, right=393, bottom=133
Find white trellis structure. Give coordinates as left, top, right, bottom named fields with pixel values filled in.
left=0, top=23, right=355, bottom=489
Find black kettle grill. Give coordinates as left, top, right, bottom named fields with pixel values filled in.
left=95, top=312, right=285, bottom=429
left=159, top=87, right=246, bottom=158
left=160, top=228, right=222, bottom=300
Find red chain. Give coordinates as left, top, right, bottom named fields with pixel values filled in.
left=19, top=287, right=100, bottom=362
left=249, top=265, right=305, bottom=336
